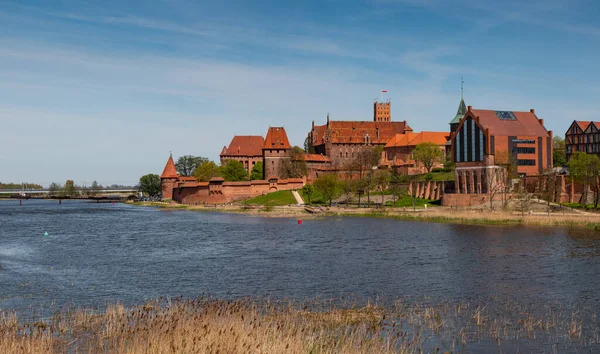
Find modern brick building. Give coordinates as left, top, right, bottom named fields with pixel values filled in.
left=308, top=101, right=412, bottom=168
left=220, top=135, right=265, bottom=175
left=263, top=127, right=291, bottom=180
left=565, top=121, right=600, bottom=162
left=448, top=106, right=553, bottom=200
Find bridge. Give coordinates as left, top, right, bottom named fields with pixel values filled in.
left=0, top=187, right=140, bottom=201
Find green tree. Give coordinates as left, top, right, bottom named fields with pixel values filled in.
left=313, top=174, right=342, bottom=206
left=194, top=161, right=221, bottom=182
left=304, top=136, right=316, bottom=154
left=175, top=155, right=208, bottom=177
left=569, top=152, right=600, bottom=205
left=412, top=142, right=443, bottom=173
left=48, top=182, right=62, bottom=197
left=89, top=180, right=101, bottom=196
left=64, top=180, right=76, bottom=197
left=249, top=161, right=263, bottom=180
left=138, top=174, right=161, bottom=197
left=280, top=146, right=308, bottom=178
left=220, top=160, right=248, bottom=182
left=374, top=169, right=391, bottom=206
left=553, top=136, right=566, bottom=167
left=301, top=184, right=315, bottom=204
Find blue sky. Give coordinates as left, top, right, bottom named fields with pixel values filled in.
left=1, top=0, right=598, bottom=186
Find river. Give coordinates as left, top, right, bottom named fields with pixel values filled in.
left=1, top=199, right=600, bottom=316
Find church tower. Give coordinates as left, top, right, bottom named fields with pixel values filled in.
left=373, top=101, right=391, bottom=122
left=449, top=79, right=467, bottom=133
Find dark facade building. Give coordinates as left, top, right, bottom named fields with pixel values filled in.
left=565, top=121, right=600, bottom=162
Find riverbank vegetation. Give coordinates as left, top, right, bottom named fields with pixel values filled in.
left=1, top=296, right=597, bottom=353
left=244, top=190, right=297, bottom=206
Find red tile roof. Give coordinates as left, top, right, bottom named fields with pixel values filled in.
left=160, top=155, right=179, bottom=179
left=264, top=127, right=291, bottom=149
left=385, top=132, right=448, bottom=148
left=221, top=135, right=265, bottom=157
left=297, top=153, right=330, bottom=162
left=313, top=120, right=412, bottom=145
left=469, top=109, right=549, bottom=137
left=576, top=121, right=591, bottom=131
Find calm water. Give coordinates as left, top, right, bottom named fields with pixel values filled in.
left=1, top=199, right=600, bottom=315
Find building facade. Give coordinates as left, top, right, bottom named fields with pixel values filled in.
left=447, top=106, right=553, bottom=203
left=383, top=131, right=449, bottom=174
left=308, top=102, right=412, bottom=169
left=565, top=121, right=600, bottom=162
left=220, top=135, right=265, bottom=175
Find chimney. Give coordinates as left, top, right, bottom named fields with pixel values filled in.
left=530, top=108, right=535, bottom=114
left=468, top=106, right=472, bottom=112
left=538, top=119, right=544, bottom=126
left=312, top=120, right=315, bottom=130
left=548, top=130, right=553, bottom=139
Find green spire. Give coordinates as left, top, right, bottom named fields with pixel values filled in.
left=450, top=78, right=466, bottom=124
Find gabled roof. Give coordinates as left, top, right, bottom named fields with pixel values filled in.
left=160, top=155, right=179, bottom=179
left=466, top=109, right=549, bottom=137
left=221, top=135, right=265, bottom=157
left=577, top=121, right=592, bottom=131
left=264, top=127, right=291, bottom=149
left=449, top=98, right=467, bottom=125
left=385, top=132, right=448, bottom=148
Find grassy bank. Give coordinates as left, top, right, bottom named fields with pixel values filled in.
left=1, top=296, right=597, bottom=353
left=128, top=201, right=600, bottom=229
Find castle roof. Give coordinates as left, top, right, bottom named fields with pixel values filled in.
left=467, top=109, right=549, bottom=137
left=297, top=153, right=330, bottom=162
left=264, top=127, right=291, bottom=149
left=385, top=132, right=448, bottom=148
left=450, top=98, right=467, bottom=125
left=160, top=155, right=179, bottom=179
left=221, top=135, right=265, bottom=157
left=313, top=120, right=412, bottom=146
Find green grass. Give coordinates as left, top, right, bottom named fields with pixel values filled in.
left=299, top=189, right=327, bottom=205
left=385, top=195, right=438, bottom=208
left=244, top=190, right=297, bottom=206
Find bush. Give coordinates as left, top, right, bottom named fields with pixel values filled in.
left=424, top=173, right=433, bottom=181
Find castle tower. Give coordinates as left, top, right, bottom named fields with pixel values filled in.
left=262, top=127, right=291, bottom=180
left=373, top=101, right=391, bottom=122
left=160, top=154, right=179, bottom=200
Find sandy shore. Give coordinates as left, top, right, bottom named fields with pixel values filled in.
left=129, top=201, right=600, bottom=229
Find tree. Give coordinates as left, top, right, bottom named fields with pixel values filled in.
left=249, top=161, right=263, bottom=180
left=280, top=146, right=308, bottom=178
left=64, top=180, right=76, bottom=197
left=301, top=184, right=315, bottom=204
left=553, top=136, right=566, bottom=167
left=139, top=174, right=161, bottom=197
left=304, top=136, right=315, bottom=154
left=569, top=152, right=600, bottom=205
left=514, top=183, right=534, bottom=218
left=194, top=161, right=221, bottom=182
left=374, top=169, right=391, bottom=206
left=175, top=155, right=208, bottom=177
left=412, top=142, right=443, bottom=173
left=89, top=180, right=101, bottom=196
left=356, top=146, right=382, bottom=178
left=314, top=174, right=342, bottom=206
left=48, top=182, right=61, bottom=197
left=220, top=160, right=248, bottom=182
left=485, top=167, right=508, bottom=210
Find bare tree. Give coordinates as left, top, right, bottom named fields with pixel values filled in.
left=485, top=167, right=508, bottom=210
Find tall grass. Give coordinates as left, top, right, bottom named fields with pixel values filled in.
left=1, top=297, right=598, bottom=353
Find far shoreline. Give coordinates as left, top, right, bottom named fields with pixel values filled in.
left=128, top=201, right=600, bottom=230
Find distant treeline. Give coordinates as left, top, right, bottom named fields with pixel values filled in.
left=0, top=183, right=43, bottom=190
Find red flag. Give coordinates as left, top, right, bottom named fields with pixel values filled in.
left=382, top=90, right=388, bottom=92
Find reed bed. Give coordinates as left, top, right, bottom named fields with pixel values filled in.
left=1, top=296, right=599, bottom=353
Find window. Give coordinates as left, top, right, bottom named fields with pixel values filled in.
left=514, top=147, right=535, bottom=154
left=345, top=152, right=348, bottom=158
left=517, top=159, right=536, bottom=166
left=512, top=139, right=535, bottom=144
left=495, top=111, right=516, bottom=120
left=339, top=152, right=343, bottom=158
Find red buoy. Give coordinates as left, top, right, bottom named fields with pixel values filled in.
left=297, top=219, right=302, bottom=225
